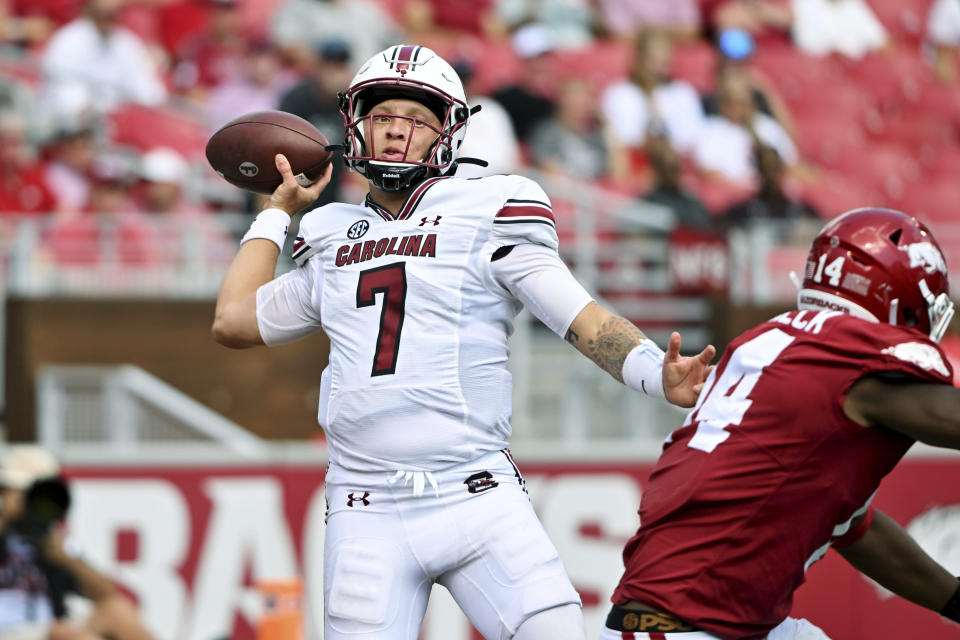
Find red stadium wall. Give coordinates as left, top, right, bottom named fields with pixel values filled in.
left=61, top=454, right=960, bottom=640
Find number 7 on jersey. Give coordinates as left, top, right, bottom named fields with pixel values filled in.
left=356, top=262, right=407, bottom=376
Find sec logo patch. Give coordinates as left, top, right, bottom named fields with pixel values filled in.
left=348, top=220, right=369, bottom=239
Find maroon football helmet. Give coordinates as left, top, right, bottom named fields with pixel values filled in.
left=798, top=207, right=955, bottom=342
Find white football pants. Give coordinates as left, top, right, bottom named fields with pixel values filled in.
left=323, top=449, right=583, bottom=639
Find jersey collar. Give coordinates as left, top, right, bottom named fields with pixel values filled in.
left=364, top=176, right=450, bottom=222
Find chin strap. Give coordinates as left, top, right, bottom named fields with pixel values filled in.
left=454, top=157, right=489, bottom=167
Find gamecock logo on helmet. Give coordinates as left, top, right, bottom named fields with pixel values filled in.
left=901, top=242, right=947, bottom=275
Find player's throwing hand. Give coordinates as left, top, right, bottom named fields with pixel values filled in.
left=662, top=331, right=716, bottom=407
left=268, top=153, right=332, bottom=216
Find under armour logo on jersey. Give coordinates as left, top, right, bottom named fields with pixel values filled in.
left=419, top=216, right=442, bottom=227
left=347, top=220, right=369, bottom=239
left=347, top=492, right=370, bottom=507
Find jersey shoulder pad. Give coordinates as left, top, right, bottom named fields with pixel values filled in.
left=828, top=316, right=953, bottom=385
left=489, top=174, right=558, bottom=252
left=291, top=203, right=348, bottom=267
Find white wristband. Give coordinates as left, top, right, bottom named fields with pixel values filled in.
left=241, top=209, right=290, bottom=251
left=622, top=339, right=666, bottom=399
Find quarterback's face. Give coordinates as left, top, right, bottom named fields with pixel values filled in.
left=366, top=98, right=442, bottom=164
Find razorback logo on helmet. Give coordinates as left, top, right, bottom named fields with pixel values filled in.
left=901, top=242, right=947, bottom=275
left=881, top=342, right=950, bottom=377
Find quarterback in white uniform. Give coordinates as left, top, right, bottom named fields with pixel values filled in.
left=213, top=45, right=715, bottom=640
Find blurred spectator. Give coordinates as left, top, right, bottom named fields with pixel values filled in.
left=42, top=119, right=98, bottom=215
left=702, top=0, right=792, bottom=43
left=694, top=71, right=797, bottom=183
left=270, top=0, right=400, bottom=69
left=205, top=39, right=293, bottom=132
left=82, top=153, right=138, bottom=215
left=402, top=0, right=506, bottom=41
left=528, top=76, right=620, bottom=180
left=600, top=29, right=706, bottom=154
left=495, top=0, right=597, bottom=49
left=137, top=147, right=235, bottom=263
left=138, top=147, right=199, bottom=214
left=452, top=58, right=520, bottom=178
left=721, top=143, right=819, bottom=228
left=491, top=23, right=557, bottom=143
left=5, top=0, right=82, bottom=29
left=171, top=0, right=248, bottom=97
left=40, top=0, right=167, bottom=121
left=702, top=30, right=796, bottom=137
left=0, top=0, right=56, bottom=47
left=596, top=0, right=701, bottom=42
left=927, top=0, right=960, bottom=84
left=636, top=134, right=713, bottom=230
left=0, top=444, right=157, bottom=640
left=791, top=0, right=887, bottom=59
left=45, top=154, right=161, bottom=265
left=0, top=111, right=58, bottom=215
left=278, top=38, right=351, bottom=205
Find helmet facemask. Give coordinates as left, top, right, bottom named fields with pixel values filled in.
left=341, top=83, right=464, bottom=191
left=921, top=279, right=955, bottom=343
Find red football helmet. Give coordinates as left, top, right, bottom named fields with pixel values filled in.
left=798, top=207, right=955, bottom=342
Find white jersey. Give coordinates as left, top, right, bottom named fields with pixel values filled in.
left=257, top=174, right=590, bottom=472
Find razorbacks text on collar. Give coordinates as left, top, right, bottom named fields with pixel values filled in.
left=335, top=233, right=438, bottom=267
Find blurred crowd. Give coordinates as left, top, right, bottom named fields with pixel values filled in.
left=0, top=0, right=956, bottom=266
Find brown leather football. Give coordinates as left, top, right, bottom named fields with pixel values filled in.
left=205, top=110, right=332, bottom=195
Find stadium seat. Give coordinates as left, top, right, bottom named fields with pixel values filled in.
left=793, top=111, right=869, bottom=167
left=831, top=141, right=920, bottom=201
left=552, top=41, right=632, bottom=92
left=798, top=173, right=879, bottom=219
left=869, top=107, right=954, bottom=149
left=902, top=179, right=959, bottom=222
left=868, top=0, right=935, bottom=46
left=843, top=49, right=929, bottom=106
left=690, top=178, right=754, bottom=215
left=107, top=104, right=209, bottom=160
left=669, top=40, right=717, bottom=93
left=750, top=45, right=843, bottom=105
left=786, top=79, right=870, bottom=124
left=470, top=41, right=522, bottom=95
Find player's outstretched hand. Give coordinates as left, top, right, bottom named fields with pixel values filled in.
left=267, top=153, right=332, bottom=216
left=662, top=331, right=716, bottom=408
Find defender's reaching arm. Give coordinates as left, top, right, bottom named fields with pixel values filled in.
left=838, top=508, right=960, bottom=620
left=844, top=377, right=960, bottom=448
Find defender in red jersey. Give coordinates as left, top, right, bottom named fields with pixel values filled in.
left=603, top=208, right=960, bottom=640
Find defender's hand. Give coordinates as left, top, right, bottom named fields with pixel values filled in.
left=663, top=332, right=716, bottom=408
left=267, top=153, right=332, bottom=216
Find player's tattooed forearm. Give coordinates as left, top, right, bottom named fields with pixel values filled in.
left=585, top=316, right=645, bottom=382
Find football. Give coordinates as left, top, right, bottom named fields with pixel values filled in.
left=205, top=110, right=333, bottom=195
